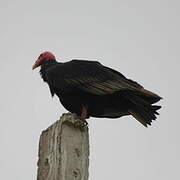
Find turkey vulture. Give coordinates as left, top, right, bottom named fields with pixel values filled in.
left=32, top=51, right=162, bottom=127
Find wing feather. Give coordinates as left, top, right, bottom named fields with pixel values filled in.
left=46, top=60, right=147, bottom=95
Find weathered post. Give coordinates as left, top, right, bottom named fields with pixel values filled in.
left=37, top=113, right=89, bottom=180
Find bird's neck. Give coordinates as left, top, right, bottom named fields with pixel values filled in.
left=40, top=59, right=57, bottom=82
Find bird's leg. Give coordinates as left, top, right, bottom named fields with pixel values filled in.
left=74, top=106, right=88, bottom=129
left=80, top=106, right=88, bottom=126
left=80, top=106, right=88, bottom=122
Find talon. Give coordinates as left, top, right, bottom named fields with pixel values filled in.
left=74, top=120, right=88, bottom=127
left=71, top=106, right=88, bottom=130
left=84, top=120, right=88, bottom=126
left=73, top=119, right=88, bottom=131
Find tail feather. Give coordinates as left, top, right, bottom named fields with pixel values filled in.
left=125, top=94, right=161, bottom=127
left=123, top=89, right=162, bottom=104
left=129, top=110, right=149, bottom=127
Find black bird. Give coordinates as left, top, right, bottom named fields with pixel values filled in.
left=32, top=51, right=162, bottom=127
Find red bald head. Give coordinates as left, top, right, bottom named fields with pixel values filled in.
left=32, top=51, right=56, bottom=70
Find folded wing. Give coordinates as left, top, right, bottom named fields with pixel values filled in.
left=46, top=60, right=161, bottom=100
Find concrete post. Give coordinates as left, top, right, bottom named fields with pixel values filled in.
left=37, top=113, right=89, bottom=180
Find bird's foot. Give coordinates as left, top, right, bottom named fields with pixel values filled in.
left=73, top=119, right=88, bottom=131
left=62, top=112, right=88, bottom=131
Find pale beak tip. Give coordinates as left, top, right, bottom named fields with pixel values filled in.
left=32, top=64, right=36, bottom=70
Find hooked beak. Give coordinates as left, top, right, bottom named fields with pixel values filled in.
left=32, top=64, right=38, bottom=70
left=32, top=58, right=41, bottom=70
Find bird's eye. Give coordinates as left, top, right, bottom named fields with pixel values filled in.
left=39, top=54, right=43, bottom=58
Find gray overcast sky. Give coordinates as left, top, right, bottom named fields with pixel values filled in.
left=0, top=0, right=179, bottom=179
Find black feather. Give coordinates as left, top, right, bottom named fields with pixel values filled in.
left=39, top=58, right=162, bottom=127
